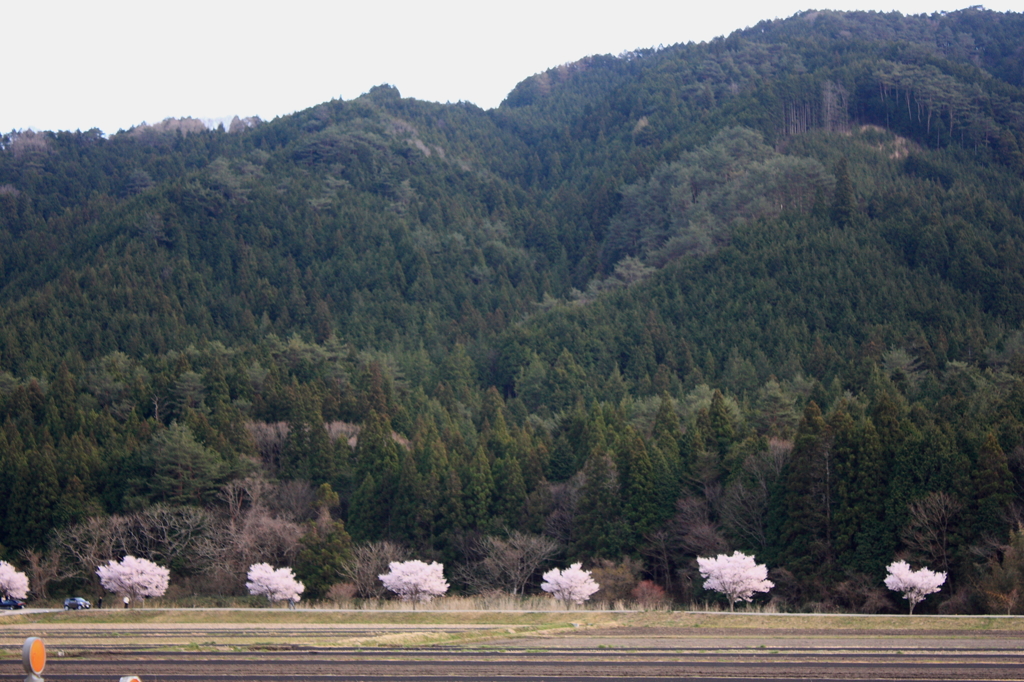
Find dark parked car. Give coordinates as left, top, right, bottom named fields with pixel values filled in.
left=0, top=598, right=26, bottom=610
left=64, top=597, right=91, bottom=610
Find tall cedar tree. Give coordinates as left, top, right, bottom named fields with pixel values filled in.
left=973, top=433, right=1014, bottom=542
left=464, top=446, right=495, bottom=530
left=571, top=450, right=629, bottom=559
left=491, top=453, right=527, bottom=529
left=620, top=427, right=661, bottom=541
left=294, top=518, right=354, bottom=600
left=830, top=156, right=854, bottom=228
left=830, top=406, right=891, bottom=576
left=771, top=402, right=834, bottom=583
left=282, top=383, right=335, bottom=485
left=347, top=410, right=403, bottom=541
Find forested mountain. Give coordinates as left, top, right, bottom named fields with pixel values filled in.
left=2, top=7, right=1024, bottom=612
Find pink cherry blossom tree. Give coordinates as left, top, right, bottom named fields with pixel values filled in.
left=884, top=560, right=946, bottom=614
left=96, top=556, right=169, bottom=606
left=541, top=563, right=600, bottom=606
left=697, top=551, right=774, bottom=611
left=246, top=563, right=304, bottom=604
left=0, top=561, right=30, bottom=600
left=378, top=560, right=448, bottom=603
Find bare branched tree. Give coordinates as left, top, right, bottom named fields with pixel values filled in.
left=19, top=549, right=76, bottom=600
left=670, top=496, right=729, bottom=557
left=274, top=480, right=316, bottom=521
left=343, top=541, right=408, bottom=599
left=590, top=557, right=643, bottom=601
left=51, top=515, right=129, bottom=588
left=51, top=506, right=214, bottom=589
left=901, top=491, right=963, bottom=573
left=244, top=421, right=290, bottom=473
left=544, top=473, right=584, bottom=546
left=127, top=504, right=212, bottom=570
left=720, top=438, right=790, bottom=550
left=641, top=528, right=675, bottom=593
left=977, top=525, right=1024, bottom=615
left=51, top=478, right=307, bottom=597
left=219, top=475, right=273, bottom=523
left=720, top=482, right=769, bottom=549
left=457, top=531, right=558, bottom=595
left=198, top=508, right=304, bottom=594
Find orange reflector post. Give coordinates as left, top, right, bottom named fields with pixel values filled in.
left=118, top=677, right=142, bottom=682
left=22, top=637, right=46, bottom=678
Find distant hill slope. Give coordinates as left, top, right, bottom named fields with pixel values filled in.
left=0, top=86, right=556, bottom=376
left=2, top=8, right=1022, bottom=382
left=1, top=9, right=1024, bottom=610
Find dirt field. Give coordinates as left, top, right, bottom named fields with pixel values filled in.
left=3, top=610, right=1023, bottom=680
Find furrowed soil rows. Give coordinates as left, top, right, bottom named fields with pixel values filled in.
left=4, top=651, right=1024, bottom=680
left=3, top=613, right=1024, bottom=680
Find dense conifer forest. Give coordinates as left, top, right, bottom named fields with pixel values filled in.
left=2, top=7, right=1024, bottom=612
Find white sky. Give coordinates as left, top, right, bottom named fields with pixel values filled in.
left=3, top=1, right=1019, bottom=135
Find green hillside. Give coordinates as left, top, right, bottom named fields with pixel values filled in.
left=2, top=8, right=1024, bottom=612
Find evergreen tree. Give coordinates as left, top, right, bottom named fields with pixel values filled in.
left=571, top=450, right=628, bottom=559
left=392, top=446, right=428, bottom=546
left=0, top=429, right=19, bottom=549
left=464, top=446, right=494, bottom=530
left=973, top=433, right=1014, bottom=542
left=348, top=473, right=381, bottom=544
left=491, top=453, right=527, bottom=528
left=677, top=419, right=705, bottom=490
left=294, top=518, right=354, bottom=600
left=651, top=397, right=683, bottom=466
left=650, top=397, right=684, bottom=513
left=481, top=387, right=513, bottom=459
left=547, top=400, right=590, bottom=481
left=831, top=407, right=890, bottom=576
left=691, top=409, right=725, bottom=487
left=145, top=422, right=226, bottom=506
left=708, top=389, right=736, bottom=457
left=9, top=441, right=60, bottom=549
left=770, top=402, right=834, bottom=583
left=620, top=427, right=661, bottom=540
left=436, top=466, right=467, bottom=556
left=352, top=410, right=401, bottom=536
left=48, top=362, right=81, bottom=439
left=830, top=156, right=854, bottom=228
left=281, top=383, right=336, bottom=485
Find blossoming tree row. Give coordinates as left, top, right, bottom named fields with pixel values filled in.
left=6, top=553, right=945, bottom=613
